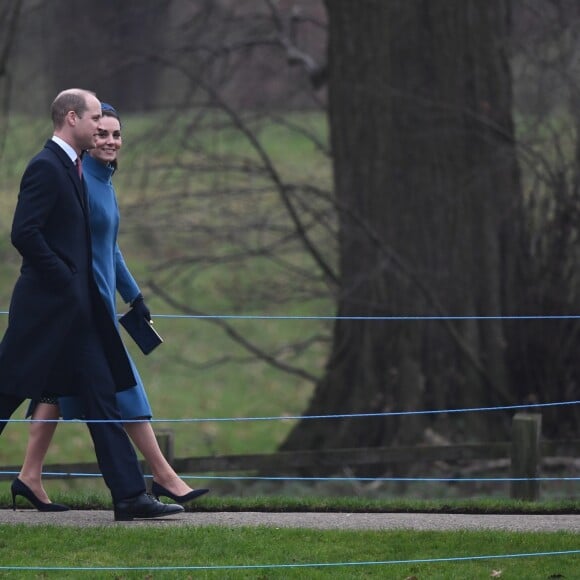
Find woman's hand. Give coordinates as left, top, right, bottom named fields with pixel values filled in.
left=131, top=293, right=151, bottom=322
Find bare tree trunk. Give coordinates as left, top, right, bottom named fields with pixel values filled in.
left=281, top=0, right=523, bottom=460
left=0, top=0, right=22, bottom=157
left=39, top=0, right=170, bottom=110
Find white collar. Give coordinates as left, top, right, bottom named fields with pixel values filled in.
left=51, top=135, right=78, bottom=164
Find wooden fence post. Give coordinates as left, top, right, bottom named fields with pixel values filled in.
left=143, top=429, right=175, bottom=491
left=155, top=429, right=175, bottom=466
left=510, top=413, right=542, bottom=501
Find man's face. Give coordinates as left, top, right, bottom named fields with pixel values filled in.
left=74, top=95, right=102, bottom=151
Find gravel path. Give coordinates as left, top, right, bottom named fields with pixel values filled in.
left=0, top=509, right=578, bottom=531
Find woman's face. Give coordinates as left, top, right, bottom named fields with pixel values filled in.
left=91, top=114, right=122, bottom=164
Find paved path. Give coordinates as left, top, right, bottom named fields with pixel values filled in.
left=0, top=510, right=578, bottom=531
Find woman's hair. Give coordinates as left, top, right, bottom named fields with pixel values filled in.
left=100, top=103, right=121, bottom=170
left=101, top=102, right=121, bottom=126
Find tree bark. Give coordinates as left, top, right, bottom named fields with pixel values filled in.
left=40, top=0, right=169, bottom=111
left=281, top=0, right=523, bottom=460
left=0, top=0, right=22, bottom=157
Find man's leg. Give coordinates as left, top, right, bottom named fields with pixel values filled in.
left=75, top=326, right=145, bottom=503
left=76, top=328, right=183, bottom=519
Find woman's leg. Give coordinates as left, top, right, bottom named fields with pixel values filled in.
left=124, top=421, right=194, bottom=496
left=18, top=402, right=60, bottom=503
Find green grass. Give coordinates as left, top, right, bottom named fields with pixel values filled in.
left=0, top=492, right=579, bottom=514
left=0, top=525, right=577, bottom=578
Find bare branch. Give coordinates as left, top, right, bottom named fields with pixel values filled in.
left=0, top=0, right=22, bottom=159
left=264, top=0, right=327, bottom=88
left=148, top=280, right=319, bottom=384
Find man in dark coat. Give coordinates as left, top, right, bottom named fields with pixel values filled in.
left=0, top=88, right=183, bottom=521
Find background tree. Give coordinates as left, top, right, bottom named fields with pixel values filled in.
left=281, top=0, right=526, bottom=458
left=509, top=0, right=580, bottom=438
left=38, top=0, right=170, bottom=110
left=0, top=0, right=22, bottom=157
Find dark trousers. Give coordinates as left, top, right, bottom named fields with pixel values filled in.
left=0, top=326, right=145, bottom=503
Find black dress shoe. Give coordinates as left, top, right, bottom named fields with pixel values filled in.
left=11, top=478, right=70, bottom=512
left=114, top=492, right=184, bottom=521
left=151, top=481, right=209, bottom=504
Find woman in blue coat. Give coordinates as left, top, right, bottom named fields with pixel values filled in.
left=16, top=104, right=208, bottom=509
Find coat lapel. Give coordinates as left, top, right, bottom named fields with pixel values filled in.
left=44, top=140, right=87, bottom=213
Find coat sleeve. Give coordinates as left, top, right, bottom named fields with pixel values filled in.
left=11, top=158, right=74, bottom=288
left=115, top=243, right=140, bottom=304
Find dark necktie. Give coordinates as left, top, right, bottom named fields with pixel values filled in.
left=75, top=157, right=83, bottom=180
left=75, top=157, right=88, bottom=212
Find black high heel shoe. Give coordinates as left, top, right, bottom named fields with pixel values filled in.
left=151, top=481, right=209, bottom=504
left=11, top=478, right=70, bottom=512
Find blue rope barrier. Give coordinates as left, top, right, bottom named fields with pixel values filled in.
left=0, top=471, right=577, bottom=482
left=0, top=549, right=577, bottom=572
left=152, top=313, right=580, bottom=320
left=187, top=475, right=580, bottom=482
left=4, top=398, right=579, bottom=424
left=179, top=475, right=580, bottom=482
left=3, top=311, right=580, bottom=320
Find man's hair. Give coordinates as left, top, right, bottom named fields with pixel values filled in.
left=51, top=89, right=96, bottom=128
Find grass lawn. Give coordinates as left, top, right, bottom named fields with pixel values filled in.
left=0, top=525, right=577, bottom=578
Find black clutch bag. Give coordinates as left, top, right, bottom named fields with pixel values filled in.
left=119, top=307, right=163, bottom=355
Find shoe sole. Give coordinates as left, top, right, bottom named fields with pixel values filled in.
left=153, top=489, right=210, bottom=503
left=114, top=509, right=184, bottom=522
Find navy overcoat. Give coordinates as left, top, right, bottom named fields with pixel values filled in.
left=0, top=140, right=135, bottom=399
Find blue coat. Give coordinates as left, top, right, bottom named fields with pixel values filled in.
left=0, top=140, right=135, bottom=399
left=59, top=154, right=151, bottom=419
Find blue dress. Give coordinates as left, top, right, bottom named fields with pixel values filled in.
left=59, top=155, right=152, bottom=419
